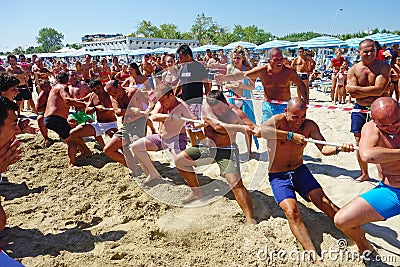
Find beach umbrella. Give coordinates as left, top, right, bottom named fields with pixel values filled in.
left=364, top=33, right=400, bottom=46
left=54, top=47, right=77, bottom=53
left=297, top=36, right=346, bottom=48
left=255, top=40, right=296, bottom=50
left=128, top=49, right=153, bottom=56
left=344, top=37, right=364, bottom=48
left=192, top=44, right=223, bottom=53
left=223, top=41, right=257, bottom=50
left=151, top=47, right=175, bottom=54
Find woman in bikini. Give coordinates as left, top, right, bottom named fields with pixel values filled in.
left=110, top=56, right=121, bottom=79
left=161, top=55, right=180, bottom=95
left=98, top=57, right=111, bottom=84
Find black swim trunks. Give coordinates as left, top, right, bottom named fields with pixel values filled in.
left=44, top=115, right=71, bottom=139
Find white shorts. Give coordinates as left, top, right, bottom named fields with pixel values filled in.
left=186, top=103, right=202, bottom=133
left=89, top=121, right=118, bottom=137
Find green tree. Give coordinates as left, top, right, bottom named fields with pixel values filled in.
left=36, top=27, right=64, bottom=52
left=280, top=32, right=322, bottom=42
left=66, top=43, right=83, bottom=50
left=136, top=20, right=158, bottom=37
left=191, top=13, right=220, bottom=45
left=232, top=25, right=274, bottom=45
left=156, top=23, right=181, bottom=39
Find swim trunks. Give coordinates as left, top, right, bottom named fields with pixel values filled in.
left=68, top=111, right=95, bottom=125
left=297, top=72, right=309, bottom=80
left=360, top=181, right=400, bottom=220
left=0, top=249, right=24, bottom=267
left=145, top=133, right=188, bottom=154
left=184, top=143, right=241, bottom=175
left=262, top=100, right=287, bottom=122
left=88, top=121, right=118, bottom=137
left=44, top=115, right=71, bottom=139
left=37, top=111, right=45, bottom=116
left=268, top=164, right=321, bottom=204
left=115, top=116, right=147, bottom=143
left=350, top=103, right=370, bottom=134
left=15, top=88, right=32, bottom=101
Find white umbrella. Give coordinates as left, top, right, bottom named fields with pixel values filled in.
left=151, top=47, right=175, bottom=54
left=54, top=47, right=77, bottom=53
left=364, top=33, right=400, bottom=46
left=223, top=41, right=257, bottom=50
left=192, top=44, right=223, bottom=53
left=128, top=49, right=153, bottom=56
left=297, top=36, right=346, bottom=48
left=344, top=37, right=364, bottom=48
left=255, top=40, right=296, bottom=50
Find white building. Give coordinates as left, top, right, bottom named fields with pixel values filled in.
left=81, top=35, right=200, bottom=51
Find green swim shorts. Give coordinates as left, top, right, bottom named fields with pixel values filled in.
left=184, top=143, right=241, bottom=175
left=68, top=111, right=95, bottom=125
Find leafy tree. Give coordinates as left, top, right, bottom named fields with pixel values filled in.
left=156, top=23, right=181, bottom=39
left=191, top=13, right=220, bottom=45
left=280, top=32, right=322, bottom=42
left=36, top=27, right=64, bottom=52
left=232, top=25, right=274, bottom=45
left=136, top=20, right=158, bottom=37
left=66, top=43, right=83, bottom=50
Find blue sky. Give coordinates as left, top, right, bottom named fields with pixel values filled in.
left=0, top=0, right=398, bottom=51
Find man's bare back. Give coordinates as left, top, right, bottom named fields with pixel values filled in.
left=44, top=83, right=71, bottom=118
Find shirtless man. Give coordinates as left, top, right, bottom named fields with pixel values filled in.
left=390, top=57, right=400, bottom=102
left=81, top=54, right=92, bottom=83
left=6, top=55, right=35, bottom=115
left=257, top=97, right=354, bottom=262
left=35, top=80, right=52, bottom=146
left=130, top=83, right=193, bottom=184
left=174, top=90, right=256, bottom=224
left=216, top=48, right=308, bottom=123
left=67, top=70, right=94, bottom=128
left=32, top=57, right=52, bottom=93
left=346, top=39, right=391, bottom=182
left=44, top=72, right=86, bottom=166
left=69, top=79, right=117, bottom=166
left=334, top=97, right=400, bottom=256
left=291, top=47, right=315, bottom=95
left=104, top=79, right=150, bottom=173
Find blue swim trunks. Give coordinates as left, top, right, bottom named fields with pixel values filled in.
left=360, top=182, right=400, bottom=220
left=262, top=100, right=287, bottom=122
left=350, top=103, right=370, bottom=134
left=269, top=164, right=321, bottom=204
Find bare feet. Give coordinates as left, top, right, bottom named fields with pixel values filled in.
left=76, top=151, right=92, bottom=159
left=181, top=191, right=203, bottom=204
left=356, top=174, right=370, bottom=182
left=245, top=218, right=257, bottom=225
left=143, top=175, right=161, bottom=185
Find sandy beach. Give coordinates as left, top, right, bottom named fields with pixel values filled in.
left=0, top=86, right=399, bottom=267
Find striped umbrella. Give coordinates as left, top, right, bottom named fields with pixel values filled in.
left=255, top=40, right=296, bottom=50
left=297, top=36, right=346, bottom=48
left=344, top=37, right=364, bottom=48
left=364, top=33, right=400, bottom=46
left=192, top=44, right=223, bottom=53
left=223, top=41, right=257, bottom=50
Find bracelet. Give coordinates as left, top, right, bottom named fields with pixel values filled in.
left=287, top=131, right=293, bottom=141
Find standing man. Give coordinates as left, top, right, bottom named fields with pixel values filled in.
left=176, top=44, right=211, bottom=145
left=216, top=48, right=308, bottom=122
left=175, top=90, right=256, bottom=224
left=334, top=97, right=400, bottom=255
left=346, top=39, right=391, bottom=181
left=257, top=97, right=354, bottom=262
left=81, top=54, right=92, bottom=83
left=291, top=47, right=315, bottom=96
left=44, top=72, right=86, bottom=166
left=6, top=55, right=35, bottom=115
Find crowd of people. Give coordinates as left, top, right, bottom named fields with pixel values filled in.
left=0, top=40, right=399, bottom=264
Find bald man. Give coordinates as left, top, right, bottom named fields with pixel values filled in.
left=257, top=97, right=354, bottom=262
left=334, top=97, right=400, bottom=255
left=216, top=48, right=308, bottom=122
